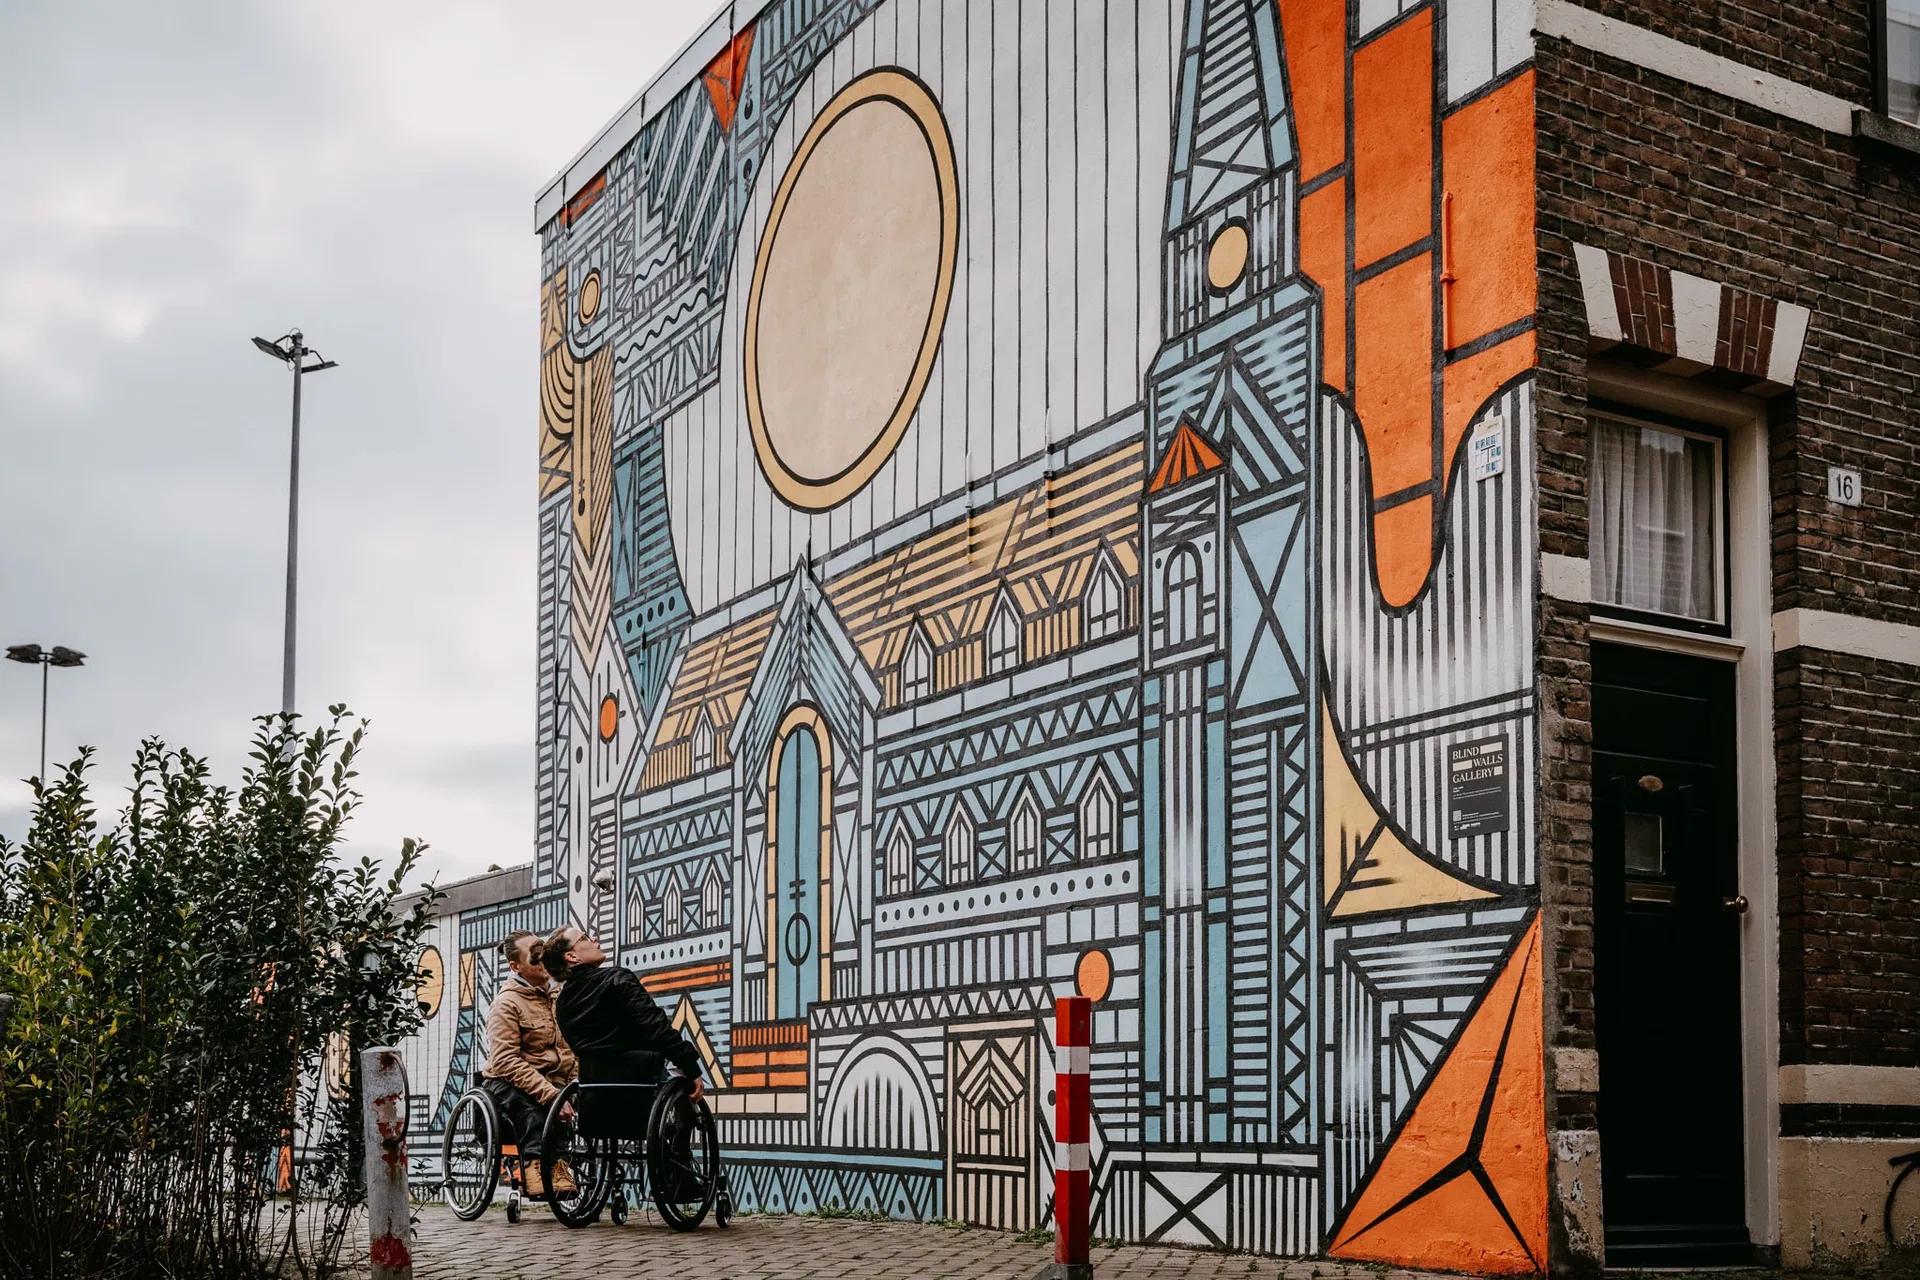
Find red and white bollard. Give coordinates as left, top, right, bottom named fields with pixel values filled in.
left=1039, top=995, right=1094, bottom=1280
left=361, top=1047, right=413, bottom=1280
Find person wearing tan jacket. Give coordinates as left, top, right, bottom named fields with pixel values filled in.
left=479, top=930, right=579, bottom=1197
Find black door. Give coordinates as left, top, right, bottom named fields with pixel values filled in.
left=1592, top=643, right=1748, bottom=1265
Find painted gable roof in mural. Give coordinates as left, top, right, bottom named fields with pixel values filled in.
left=828, top=441, right=1145, bottom=673
left=641, top=441, right=1144, bottom=792
left=1147, top=423, right=1225, bottom=494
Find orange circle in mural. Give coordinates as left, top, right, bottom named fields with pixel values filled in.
left=1075, top=948, right=1112, bottom=1002
left=598, top=695, right=619, bottom=741
left=1207, top=222, right=1249, bottom=291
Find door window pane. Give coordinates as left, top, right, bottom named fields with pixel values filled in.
left=1623, top=812, right=1664, bottom=876
left=1891, top=0, right=1920, bottom=124
left=1590, top=418, right=1724, bottom=624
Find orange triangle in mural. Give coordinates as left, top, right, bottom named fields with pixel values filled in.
left=1330, top=915, right=1548, bottom=1274
left=1147, top=423, right=1225, bottom=493
left=703, top=26, right=756, bottom=132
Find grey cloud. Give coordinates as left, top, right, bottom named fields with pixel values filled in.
left=0, top=0, right=711, bottom=885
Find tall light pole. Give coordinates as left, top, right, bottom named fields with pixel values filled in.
left=252, top=331, right=338, bottom=718
left=6, top=644, right=87, bottom=782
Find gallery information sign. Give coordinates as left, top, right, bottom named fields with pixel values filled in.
left=1449, top=737, right=1510, bottom=839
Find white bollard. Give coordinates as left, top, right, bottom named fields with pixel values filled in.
left=360, top=1046, right=413, bottom=1280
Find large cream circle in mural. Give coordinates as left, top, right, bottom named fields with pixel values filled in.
left=745, top=69, right=958, bottom=512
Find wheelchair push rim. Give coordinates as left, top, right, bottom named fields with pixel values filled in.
left=540, top=1080, right=616, bottom=1228
left=441, top=1090, right=500, bottom=1221
left=647, top=1077, right=720, bottom=1232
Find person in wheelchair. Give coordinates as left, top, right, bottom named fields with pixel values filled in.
left=540, top=924, right=705, bottom=1101
left=478, top=930, right=578, bottom=1198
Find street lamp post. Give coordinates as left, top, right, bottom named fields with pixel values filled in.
left=5, top=644, right=87, bottom=782
left=251, top=330, right=338, bottom=719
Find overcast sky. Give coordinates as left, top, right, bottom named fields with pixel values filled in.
left=0, top=1, right=709, bottom=887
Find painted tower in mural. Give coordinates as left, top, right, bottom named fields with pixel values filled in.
left=409, top=0, right=1549, bottom=1268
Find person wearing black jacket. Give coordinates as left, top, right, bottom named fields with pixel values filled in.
left=540, top=924, right=705, bottom=1099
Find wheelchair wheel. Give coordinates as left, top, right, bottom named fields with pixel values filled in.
left=647, top=1078, right=719, bottom=1232
left=540, top=1081, right=614, bottom=1229
left=441, top=1090, right=500, bottom=1220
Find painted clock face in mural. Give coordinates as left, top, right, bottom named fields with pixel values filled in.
left=745, top=70, right=959, bottom=512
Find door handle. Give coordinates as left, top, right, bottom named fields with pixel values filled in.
left=1722, top=894, right=1749, bottom=915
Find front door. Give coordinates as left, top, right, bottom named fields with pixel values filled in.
left=1592, top=643, right=1747, bottom=1264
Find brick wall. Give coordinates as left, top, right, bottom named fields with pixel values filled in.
left=1533, top=0, right=1920, bottom=1103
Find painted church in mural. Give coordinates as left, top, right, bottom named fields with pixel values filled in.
left=406, top=0, right=1547, bottom=1266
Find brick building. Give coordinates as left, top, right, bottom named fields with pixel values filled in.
left=395, top=0, right=1917, bottom=1271
left=1530, top=0, right=1919, bottom=1268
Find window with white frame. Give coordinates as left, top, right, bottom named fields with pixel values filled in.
left=901, top=629, right=933, bottom=703
left=1010, top=791, right=1043, bottom=873
left=1885, top=0, right=1920, bottom=124
left=945, top=807, right=975, bottom=885
left=691, top=711, right=715, bottom=773
left=1164, top=545, right=1203, bottom=646
left=661, top=877, right=683, bottom=938
left=886, top=826, right=913, bottom=896
left=701, top=865, right=723, bottom=931
left=1589, top=415, right=1726, bottom=627
left=1078, top=773, right=1116, bottom=861
left=986, top=598, right=1022, bottom=675
left=1083, top=557, right=1124, bottom=641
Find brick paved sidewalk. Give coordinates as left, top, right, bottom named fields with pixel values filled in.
left=407, top=1203, right=1451, bottom=1280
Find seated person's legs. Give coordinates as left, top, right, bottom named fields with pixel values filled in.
left=479, top=1075, right=551, bottom=1186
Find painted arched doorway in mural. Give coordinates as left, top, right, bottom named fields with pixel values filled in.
left=767, top=706, right=833, bottom=1020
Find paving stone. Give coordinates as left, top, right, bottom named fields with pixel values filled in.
left=391, top=1205, right=1462, bottom=1280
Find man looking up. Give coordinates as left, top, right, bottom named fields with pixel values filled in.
left=479, top=930, right=578, bottom=1197
left=541, top=924, right=705, bottom=1099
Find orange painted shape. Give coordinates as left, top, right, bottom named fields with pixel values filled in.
left=1353, top=252, right=1433, bottom=499
left=1440, top=72, right=1537, bottom=350
left=1331, top=916, right=1547, bottom=1274
left=1276, top=0, right=1348, bottom=182
left=1147, top=423, right=1225, bottom=494
left=1442, top=331, right=1535, bottom=491
left=1352, top=11, right=1434, bottom=268
left=1076, top=949, right=1113, bottom=1002
left=703, top=26, right=757, bottom=132
left=559, top=171, right=607, bottom=229
left=1370, top=497, right=1432, bottom=609
left=1299, top=178, right=1347, bottom=392
left=598, top=694, right=619, bottom=741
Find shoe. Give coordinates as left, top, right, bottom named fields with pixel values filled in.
left=550, top=1160, right=577, bottom=1195
left=523, top=1162, right=546, bottom=1198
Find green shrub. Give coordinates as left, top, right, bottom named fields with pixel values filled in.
left=0, top=708, right=438, bottom=1279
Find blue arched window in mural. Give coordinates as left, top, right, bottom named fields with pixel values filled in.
left=772, top=720, right=824, bottom=1019
left=1165, top=543, right=1204, bottom=647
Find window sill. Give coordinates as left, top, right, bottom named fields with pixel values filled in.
left=1855, top=108, right=1920, bottom=156
left=1590, top=615, right=1746, bottom=663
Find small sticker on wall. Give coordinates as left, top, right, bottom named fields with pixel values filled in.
left=1469, top=414, right=1506, bottom=481
left=1449, top=737, right=1510, bottom=839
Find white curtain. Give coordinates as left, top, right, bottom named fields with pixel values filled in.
left=1893, top=0, right=1920, bottom=124
left=1590, top=420, right=1720, bottom=622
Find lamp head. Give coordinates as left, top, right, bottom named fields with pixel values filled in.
left=252, top=335, right=292, bottom=362
left=5, top=644, right=42, bottom=664
left=48, top=647, right=86, bottom=668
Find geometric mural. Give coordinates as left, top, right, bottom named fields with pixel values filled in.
left=401, top=0, right=1547, bottom=1266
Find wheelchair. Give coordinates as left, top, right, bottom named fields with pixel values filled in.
left=440, top=1083, right=536, bottom=1223
left=537, top=1050, right=734, bottom=1231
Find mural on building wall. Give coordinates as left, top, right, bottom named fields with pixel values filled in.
left=405, top=0, right=1545, bottom=1266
